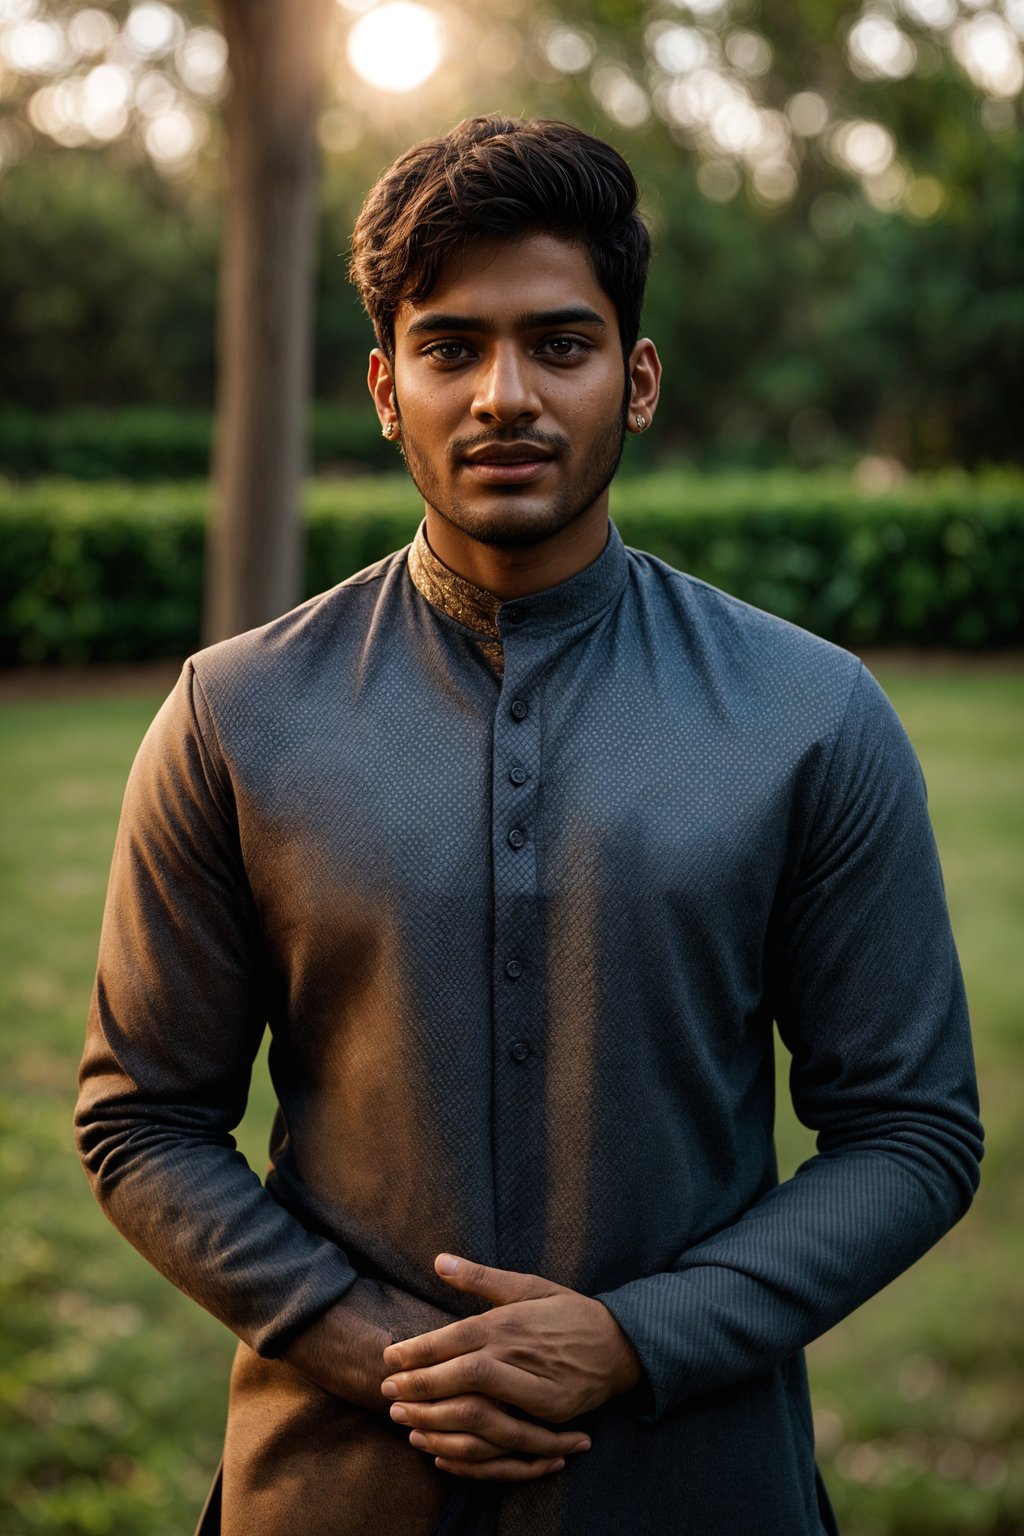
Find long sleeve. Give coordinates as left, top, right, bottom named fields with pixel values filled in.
left=594, top=662, right=984, bottom=1422
left=74, top=660, right=454, bottom=1360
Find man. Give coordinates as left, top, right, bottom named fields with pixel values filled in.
left=76, top=116, right=983, bottom=1536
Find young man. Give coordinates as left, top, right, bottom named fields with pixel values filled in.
left=76, top=117, right=983, bottom=1536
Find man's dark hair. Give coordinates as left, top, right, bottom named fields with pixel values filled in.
left=349, top=115, right=651, bottom=363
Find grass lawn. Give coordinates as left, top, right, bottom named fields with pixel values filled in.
left=0, top=661, right=1021, bottom=1535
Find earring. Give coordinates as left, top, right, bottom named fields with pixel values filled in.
left=634, top=414, right=647, bottom=431
left=383, top=421, right=396, bottom=440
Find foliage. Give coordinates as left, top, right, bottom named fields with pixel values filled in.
left=1, top=667, right=1022, bottom=1534
left=0, top=472, right=1021, bottom=666
left=0, top=404, right=396, bottom=480
left=635, top=129, right=1024, bottom=471
left=0, top=153, right=220, bottom=411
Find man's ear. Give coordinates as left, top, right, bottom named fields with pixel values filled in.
left=625, top=339, right=662, bottom=434
left=368, top=348, right=399, bottom=438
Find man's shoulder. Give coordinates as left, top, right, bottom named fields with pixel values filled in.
left=624, top=542, right=861, bottom=686
left=188, top=544, right=411, bottom=703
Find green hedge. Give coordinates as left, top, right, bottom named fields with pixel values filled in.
left=0, top=405, right=397, bottom=480
left=1, top=472, right=1021, bottom=665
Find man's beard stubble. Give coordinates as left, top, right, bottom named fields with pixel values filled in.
left=393, top=387, right=630, bottom=551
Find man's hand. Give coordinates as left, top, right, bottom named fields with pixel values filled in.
left=389, top=1392, right=592, bottom=1480
left=380, top=1253, right=643, bottom=1476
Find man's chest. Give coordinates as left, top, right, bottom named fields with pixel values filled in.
left=234, top=656, right=797, bottom=978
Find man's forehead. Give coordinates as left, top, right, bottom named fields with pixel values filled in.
left=394, top=233, right=615, bottom=338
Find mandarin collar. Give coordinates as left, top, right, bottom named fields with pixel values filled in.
left=407, top=519, right=628, bottom=641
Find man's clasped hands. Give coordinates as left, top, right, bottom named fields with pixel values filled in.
left=376, top=1253, right=643, bottom=1482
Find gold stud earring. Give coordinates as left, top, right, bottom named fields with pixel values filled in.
left=635, top=415, right=646, bottom=431
left=383, top=422, right=396, bottom=440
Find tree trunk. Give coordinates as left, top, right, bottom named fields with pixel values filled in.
left=205, top=0, right=332, bottom=644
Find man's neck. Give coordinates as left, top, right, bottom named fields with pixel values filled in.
left=422, top=502, right=611, bottom=602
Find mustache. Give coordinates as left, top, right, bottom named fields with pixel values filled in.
left=449, top=428, right=571, bottom=462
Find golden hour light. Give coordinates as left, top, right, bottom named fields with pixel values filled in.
left=346, top=1, right=444, bottom=92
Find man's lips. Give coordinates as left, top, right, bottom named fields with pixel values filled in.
left=462, top=459, right=553, bottom=484
left=461, top=444, right=555, bottom=484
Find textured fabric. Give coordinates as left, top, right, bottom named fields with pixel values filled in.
left=75, top=519, right=983, bottom=1536
left=407, top=523, right=505, bottom=676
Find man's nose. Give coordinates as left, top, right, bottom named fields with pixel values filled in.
left=470, top=345, right=542, bottom=424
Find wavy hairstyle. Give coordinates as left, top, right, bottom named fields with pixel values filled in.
left=349, top=115, right=651, bottom=363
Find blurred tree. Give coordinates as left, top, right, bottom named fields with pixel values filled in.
left=0, top=153, right=219, bottom=409
left=204, top=0, right=333, bottom=642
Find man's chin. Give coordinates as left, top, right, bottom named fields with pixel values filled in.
left=429, top=494, right=598, bottom=551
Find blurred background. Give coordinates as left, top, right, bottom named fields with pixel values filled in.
left=0, top=1, right=1021, bottom=1532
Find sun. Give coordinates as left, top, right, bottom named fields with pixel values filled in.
left=347, top=2, right=445, bottom=93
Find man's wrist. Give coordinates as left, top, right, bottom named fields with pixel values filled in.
left=593, top=1299, right=644, bottom=1397
left=281, top=1296, right=393, bottom=1413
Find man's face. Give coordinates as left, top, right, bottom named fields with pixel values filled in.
left=373, top=233, right=642, bottom=550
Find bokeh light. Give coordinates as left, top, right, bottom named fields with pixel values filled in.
left=645, top=21, right=702, bottom=75
left=125, top=3, right=180, bottom=60
left=725, top=30, right=772, bottom=77
left=0, top=0, right=1020, bottom=201
left=176, top=27, right=227, bottom=98
left=953, top=12, right=1024, bottom=95
left=786, top=91, right=829, bottom=136
left=2, top=17, right=66, bottom=72
left=346, top=2, right=443, bottom=92
left=66, top=8, right=116, bottom=58
left=541, top=24, right=594, bottom=74
left=832, top=118, right=897, bottom=177
left=591, top=64, right=650, bottom=128
left=848, top=14, right=917, bottom=80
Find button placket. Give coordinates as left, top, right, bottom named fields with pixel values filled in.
left=490, top=633, right=545, bottom=1267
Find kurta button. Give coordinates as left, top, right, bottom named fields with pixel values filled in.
left=506, top=608, right=523, bottom=625
left=509, top=766, right=528, bottom=786
left=510, top=699, right=528, bottom=721
left=510, top=1041, right=530, bottom=1062
left=505, top=959, right=522, bottom=979
left=508, top=827, right=526, bottom=849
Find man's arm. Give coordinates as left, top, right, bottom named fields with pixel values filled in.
left=380, top=665, right=984, bottom=1429
left=74, top=660, right=457, bottom=1395
left=591, top=662, right=983, bottom=1420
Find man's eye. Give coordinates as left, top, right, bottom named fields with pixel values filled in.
left=424, top=342, right=471, bottom=363
left=543, top=336, right=589, bottom=358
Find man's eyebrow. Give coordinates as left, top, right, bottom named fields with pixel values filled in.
left=403, top=306, right=608, bottom=339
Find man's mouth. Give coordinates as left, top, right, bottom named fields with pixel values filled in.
left=461, top=443, right=555, bottom=484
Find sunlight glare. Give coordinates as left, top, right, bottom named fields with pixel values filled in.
left=347, top=2, right=443, bottom=92
left=953, top=13, right=1024, bottom=95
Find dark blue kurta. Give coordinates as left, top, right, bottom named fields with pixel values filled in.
left=76, top=520, right=983, bottom=1535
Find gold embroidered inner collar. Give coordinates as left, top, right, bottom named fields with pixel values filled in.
left=407, top=523, right=505, bottom=675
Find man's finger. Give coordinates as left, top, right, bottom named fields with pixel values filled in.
left=382, top=1354, right=557, bottom=1418
left=414, top=1427, right=589, bottom=1462
left=435, top=1453, right=567, bottom=1482
left=433, top=1253, right=557, bottom=1306
left=382, top=1315, right=488, bottom=1372
left=390, top=1395, right=592, bottom=1458
left=408, top=1428, right=505, bottom=1462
